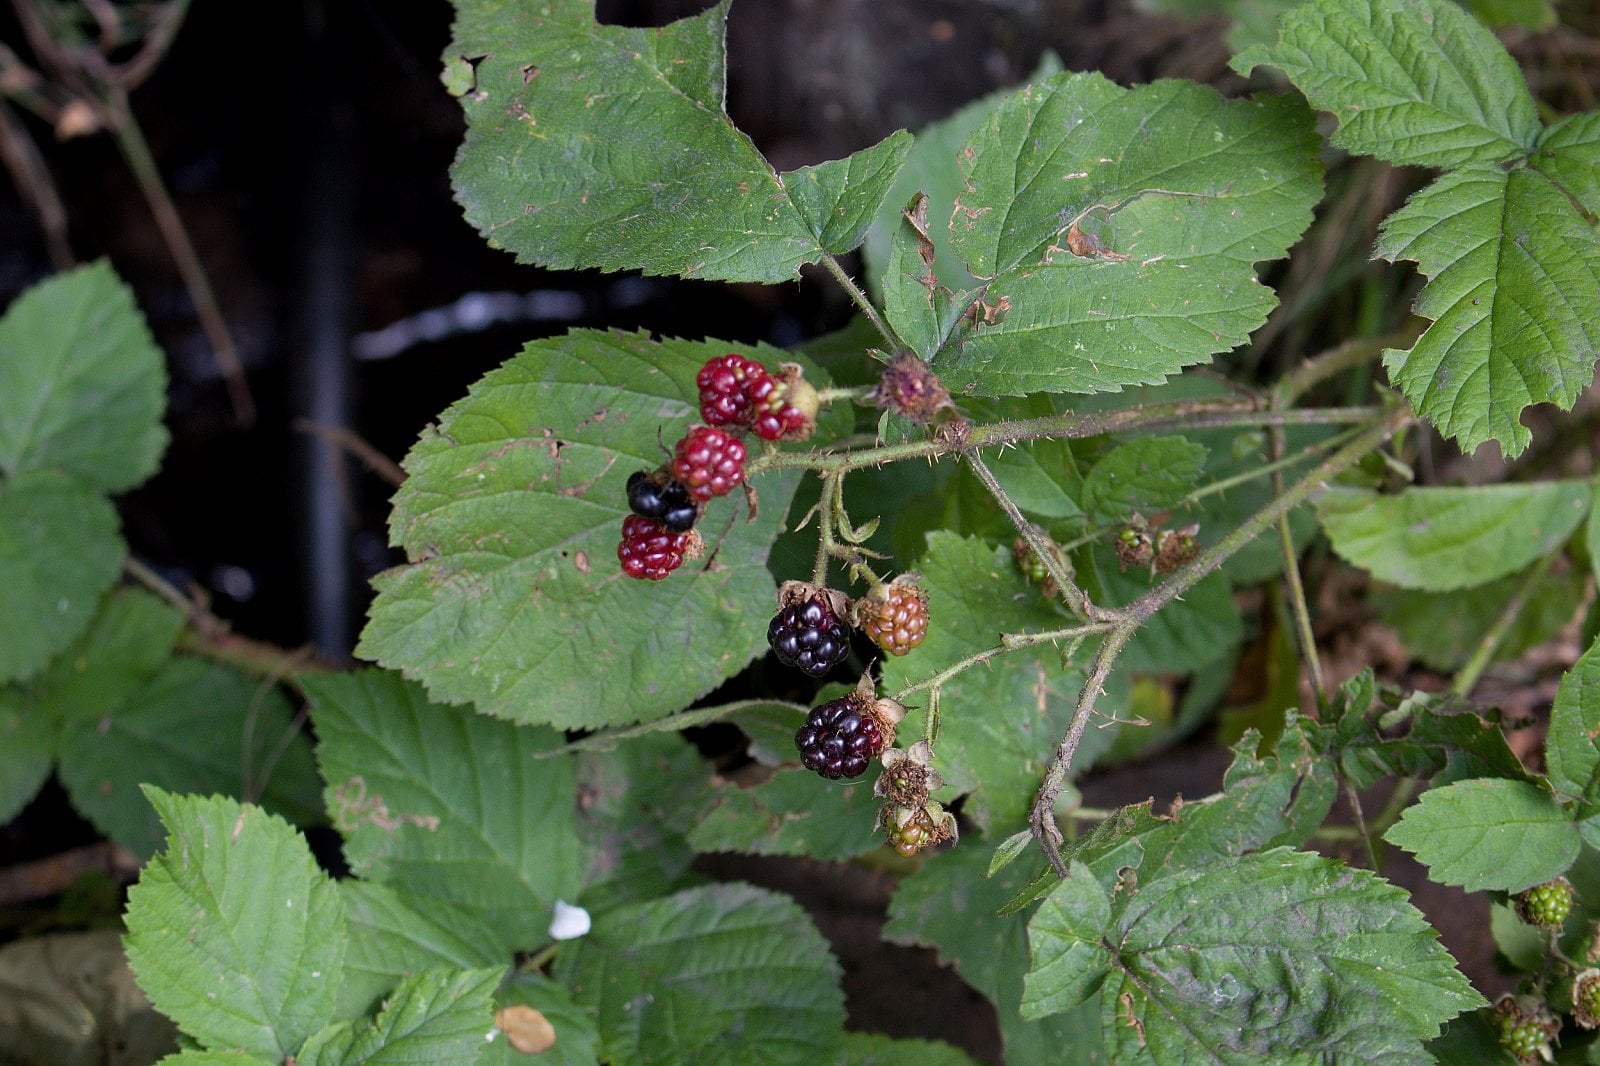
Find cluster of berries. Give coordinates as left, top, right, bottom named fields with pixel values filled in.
left=617, top=354, right=817, bottom=580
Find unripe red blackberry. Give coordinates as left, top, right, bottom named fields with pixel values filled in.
left=697, top=353, right=776, bottom=429
left=617, top=515, right=691, bottom=580
left=672, top=426, right=746, bottom=501
left=768, top=586, right=851, bottom=678
left=626, top=470, right=698, bottom=533
left=752, top=364, right=819, bottom=442
left=858, top=580, right=928, bottom=656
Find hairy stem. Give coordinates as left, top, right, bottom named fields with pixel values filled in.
left=1028, top=407, right=1411, bottom=876
left=818, top=254, right=899, bottom=350
left=963, top=448, right=1097, bottom=621
left=1268, top=423, right=1327, bottom=707
left=889, top=621, right=1117, bottom=703
left=1451, top=551, right=1558, bottom=698
left=745, top=403, right=1384, bottom=478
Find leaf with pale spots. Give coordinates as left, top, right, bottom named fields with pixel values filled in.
left=123, top=789, right=346, bottom=1060
left=357, top=330, right=819, bottom=728
left=932, top=73, right=1321, bottom=397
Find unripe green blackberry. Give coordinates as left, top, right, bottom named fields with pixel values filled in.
left=1572, top=967, right=1600, bottom=1030
left=1517, top=877, right=1574, bottom=928
left=1493, top=995, right=1558, bottom=1065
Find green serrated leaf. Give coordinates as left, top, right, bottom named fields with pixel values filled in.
left=574, top=732, right=707, bottom=911
left=554, top=883, right=844, bottom=1066
left=1161, top=717, right=1338, bottom=870
left=1021, top=861, right=1113, bottom=1019
left=687, top=769, right=880, bottom=861
left=1549, top=635, right=1600, bottom=802
left=782, top=131, right=913, bottom=256
left=0, top=687, right=53, bottom=824
left=448, top=0, right=894, bottom=282
left=124, top=788, right=345, bottom=1060
left=1536, top=113, right=1600, bottom=217
left=881, top=194, right=970, bottom=359
left=880, top=533, right=1095, bottom=834
left=1373, top=566, right=1586, bottom=672
left=835, top=1032, right=982, bottom=1066
left=936, top=74, right=1320, bottom=397
left=1385, top=778, right=1580, bottom=891
left=336, top=882, right=507, bottom=1019
left=0, top=469, right=124, bottom=684
left=154, top=1054, right=275, bottom=1065
left=1080, top=436, right=1208, bottom=523
left=0, top=261, right=168, bottom=491
left=1099, top=848, right=1483, bottom=1062
left=488, top=973, right=600, bottom=1066
left=357, top=330, right=807, bottom=728
left=1376, top=166, right=1600, bottom=457
left=1232, top=0, right=1540, bottom=167
left=1332, top=686, right=1527, bottom=790
left=56, top=657, right=321, bottom=860
left=306, top=669, right=581, bottom=953
left=987, top=828, right=1034, bottom=877
left=884, top=841, right=1109, bottom=1062
left=297, top=967, right=502, bottom=1066
left=1315, top=482, right=1589, bottom=591
left=865, top=53, right=1066, bottom=302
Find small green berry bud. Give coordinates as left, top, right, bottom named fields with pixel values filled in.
left=1572, top=968, right=1600, bottom=1029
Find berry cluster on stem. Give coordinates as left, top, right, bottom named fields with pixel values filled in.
left=616, top=352, right=818, bottom=581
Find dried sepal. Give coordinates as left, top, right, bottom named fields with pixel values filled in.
left=875, top=738, right=944, bottom=808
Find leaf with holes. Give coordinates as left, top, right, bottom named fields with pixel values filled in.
left=1232, top=0, right=1540, bottom=168
left=448, top=0, right=906, bottom=281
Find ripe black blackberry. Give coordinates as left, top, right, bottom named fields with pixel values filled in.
left=768, top=592, right=850, bottom=678
left=626, top=470, right=697, bottom=532
left=795, top=695, right=884, bottom=779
